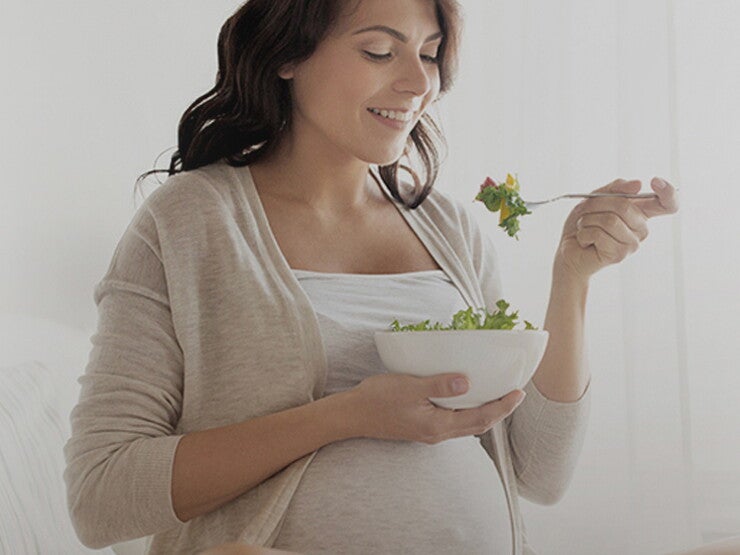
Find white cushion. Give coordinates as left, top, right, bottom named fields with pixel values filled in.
left=0, top=360, right=115, bottom=554
left=0, top=312, right=91, bottom=381
left=0, top=313, right=121, bottom=553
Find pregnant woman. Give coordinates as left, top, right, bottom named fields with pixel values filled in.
left=63, top=1, right=679, bottom=554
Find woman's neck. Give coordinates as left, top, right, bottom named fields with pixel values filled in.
left=249, top=139, right=383, bottom=215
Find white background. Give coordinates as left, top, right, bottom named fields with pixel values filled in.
left=1, top=1, right=738, bottom=554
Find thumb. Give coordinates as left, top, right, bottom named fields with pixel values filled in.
left=427, top=373, right=470, bottom=398
left=594, top=178, right=642, bottom=194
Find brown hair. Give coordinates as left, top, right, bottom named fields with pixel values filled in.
left=135, top=0, right=462, bottom=209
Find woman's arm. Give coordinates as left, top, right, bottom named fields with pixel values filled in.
left=531, top=258, right=590, bottom=402
left=173, top=372, right=524, bottom=522
left=171, top=390, right=357, bottom=522
left=507, top=177, right=678, bottom=503
left=533, top=176, right=678, bottom=402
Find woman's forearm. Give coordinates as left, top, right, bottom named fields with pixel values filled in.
left=531, top=255, right=591, bottom=402
left=171, top=391, right=359, bottom=522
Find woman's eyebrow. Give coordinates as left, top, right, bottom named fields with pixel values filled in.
left=352, top=25, right=443, bottom=43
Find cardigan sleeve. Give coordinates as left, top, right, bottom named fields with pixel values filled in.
left=63, top=202, right=186, bottom=549
left=458, top=199, right=591, bottom=506
left=508, top=379, right=590, bottom=505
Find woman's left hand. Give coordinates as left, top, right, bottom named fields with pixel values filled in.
left=555, top=177, right=679, bottom=281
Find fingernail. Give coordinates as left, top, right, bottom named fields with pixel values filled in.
left=452, top=378, right=469, bottom=394
left=654, top=178, right=667, bottom=189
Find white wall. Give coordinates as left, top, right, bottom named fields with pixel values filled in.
left=1, top=1, right=239, bottom=332
left=2, top=1, right=738, bottom=554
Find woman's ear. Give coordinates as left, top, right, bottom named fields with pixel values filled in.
left=278, top=63, right=296, bottom=80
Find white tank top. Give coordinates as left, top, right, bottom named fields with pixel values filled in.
left=272, top=269, right=513, bottom=555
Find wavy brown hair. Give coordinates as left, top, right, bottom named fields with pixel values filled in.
left=135, top=0, right=462, bottom=209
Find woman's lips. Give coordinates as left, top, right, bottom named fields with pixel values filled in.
left=367, top=109, right=411, bottom=130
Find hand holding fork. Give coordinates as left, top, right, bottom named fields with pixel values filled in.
left=554, top=177, right=680, bottom=282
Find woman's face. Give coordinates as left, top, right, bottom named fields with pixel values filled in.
left=279, top=0, right=443, bottom=166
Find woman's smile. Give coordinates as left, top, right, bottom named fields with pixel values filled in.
left=366, top=107, right=414, bottom=130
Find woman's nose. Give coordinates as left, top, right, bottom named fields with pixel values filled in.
left=394, top=56, right=434, bottom=98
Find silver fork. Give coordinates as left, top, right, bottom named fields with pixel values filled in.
left=524, top=192, right=660, bottom=211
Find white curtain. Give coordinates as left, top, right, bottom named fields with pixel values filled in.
left=436, top=1, right=740, bottom=553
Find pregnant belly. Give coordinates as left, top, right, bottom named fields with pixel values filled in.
left=273, top=436, right=513, bottom=555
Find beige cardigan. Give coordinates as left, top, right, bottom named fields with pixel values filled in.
left=64, top=160, right=590, bottom=554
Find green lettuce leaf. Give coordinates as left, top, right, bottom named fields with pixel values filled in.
left=388, top=299, right=538, bottom=331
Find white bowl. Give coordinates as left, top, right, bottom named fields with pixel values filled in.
left=374, top=329, right=548, bottom=409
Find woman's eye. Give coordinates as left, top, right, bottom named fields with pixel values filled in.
left=363, top=51, right=439, bottom=65
left=363, top=51, right=392, bottom=61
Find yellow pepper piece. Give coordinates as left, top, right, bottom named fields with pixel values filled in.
left=504, top=173, right=519, bottom=191
left=499, top=202, right=511, bottom=224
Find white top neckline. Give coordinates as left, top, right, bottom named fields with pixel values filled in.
left=290, top=268, right=445, bottom=278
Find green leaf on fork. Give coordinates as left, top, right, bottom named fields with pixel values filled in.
left=475, top=173, right=532, bottom=239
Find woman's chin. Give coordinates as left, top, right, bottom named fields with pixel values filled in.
left=362, top=149, right=406, bottom=168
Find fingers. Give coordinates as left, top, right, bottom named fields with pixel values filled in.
left=591, top=177, right=679, bottom=218
left=368, top=375, right=527, bottom=444
left=636, top=177, right=679, bottom=217
left=429, top=390, right=526, bottom=442
left=576, top=229, right=627, bottom=263
left=593, top=178, right=642, bottom=195
left=575, top=212, right=644, bottom=261
left=457, top=390, right=526, bottom=437
left=571, top=203, right=648, bottom=267
left=424, top=373, right=471, bottom=398
left=574, top=191, right=650, bottom=239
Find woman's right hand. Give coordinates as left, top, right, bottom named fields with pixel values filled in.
left=346, top=372, right=526, bottom=444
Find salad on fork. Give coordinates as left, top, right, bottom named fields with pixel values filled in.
left=475, top=173, right=531, bottom=239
